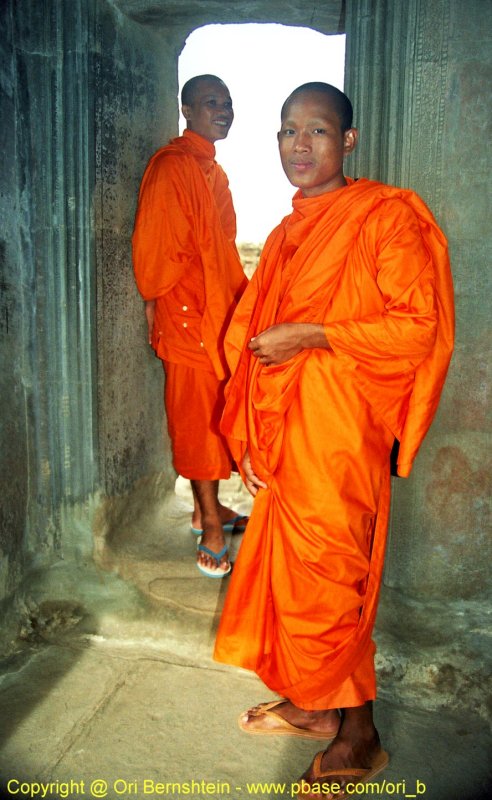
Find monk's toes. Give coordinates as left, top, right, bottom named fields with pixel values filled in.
left=238, top=713, right=264, bottom=732
left=239, top=711, right=258, bottom=727
left=240, top=706, right=264, bottom=723
left=240, top=699, right=287, bottom=724
left=196, top=541, right=231, bottom=577
left=197, top=555, right=228, bottom=570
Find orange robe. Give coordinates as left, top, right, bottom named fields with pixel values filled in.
left=132, top=129, right=247, bottom=479
left=214, top=179, right=454, bottom=709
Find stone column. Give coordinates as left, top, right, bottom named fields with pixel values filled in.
left=1, top=0, right=98, bottom=575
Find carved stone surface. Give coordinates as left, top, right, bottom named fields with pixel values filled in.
left=1, top=0, right=98, bottom=592
left=111, top=0, right=344, bottom=30
left=94, top=1, right=176, bottom=495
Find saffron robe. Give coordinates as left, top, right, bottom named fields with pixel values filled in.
left=214, top=179, right=454, bottom=708
left=132, top=130, right=247, bottom=479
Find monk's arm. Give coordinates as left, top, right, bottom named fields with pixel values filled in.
left=248, top=322, right=331, bottom=365
left=324, top=200, right=439, bottom=374
left=132, top=153, right=192, bottom=301
left=133, top=154, right=197, bottom=345
left=241, top=450, right=268, bottom=496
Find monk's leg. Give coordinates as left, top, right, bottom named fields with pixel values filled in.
left=192, top=479, right=230, bottom=572
left=191, top=480, right=248, bottom=532
left=164, top=363, right=247, bottom=536
left=190, top=484, right=201, bottom=530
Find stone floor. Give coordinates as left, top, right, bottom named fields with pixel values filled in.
left=0, top=477, right=490, bottom=800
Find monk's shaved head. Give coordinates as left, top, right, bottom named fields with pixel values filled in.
left=281, top=82, right=354, bottom=132
left=181, top=74, right=228, bottom=106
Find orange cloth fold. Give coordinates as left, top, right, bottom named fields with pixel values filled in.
left=132, top=130, right=248, bottom=480
left=132, top=129, right=247, bottom=380
left=163, top=361, right=233, bottom=480
left=214, top=179, right=454, bottom=708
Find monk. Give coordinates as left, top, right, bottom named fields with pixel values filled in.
left=214, top=83, right=454, bottom=796
left=132, top=75, right=248, bottom=578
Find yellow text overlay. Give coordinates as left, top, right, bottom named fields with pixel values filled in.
left=5, top=778, right=428, bottom=799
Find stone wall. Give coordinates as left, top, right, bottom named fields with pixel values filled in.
left=0, top=0, right=28, bottom=604
left=94, top=0, right=177, bottom=496
left=1, top=0, right=101, bottom=606
left=0, top=0, right=180, bottom=620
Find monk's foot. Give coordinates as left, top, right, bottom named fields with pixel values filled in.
left=239, top=699, right=340, bottom=738
left=192, top=505, right=248, bottom=533
left=196, top=525, right=230, bottom=576
left=217, top=504, right=246, bottom=525
left=298, top=718, right=388, bottom=798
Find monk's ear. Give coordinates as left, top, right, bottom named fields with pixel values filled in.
left=343, top=128, right=358, bottom=155
left=182, top=104, right=192, bottom=121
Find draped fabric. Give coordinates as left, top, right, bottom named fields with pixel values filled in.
left=132, top=129, right=248, bottom=479
left=163, top=360, right=232, bottom=480
left=132, top=129, right=247, bottom=380
left=214, top=179, right=454, bottom=708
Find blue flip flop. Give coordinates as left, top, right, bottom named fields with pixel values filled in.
left=191, top=514, right=249, bottom=536
left=196, top=543, right=231, bottom=578
left=222, top=514, right=249, bottom=533
left=191, top=525, right=205, bottom=535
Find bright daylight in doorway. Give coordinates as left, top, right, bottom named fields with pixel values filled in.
left=179, top=24, right=345, bottom=243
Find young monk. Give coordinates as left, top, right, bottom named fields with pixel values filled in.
left=132, top=75, right=248, bottom=578
left=214, top=83, right=454, bottom=796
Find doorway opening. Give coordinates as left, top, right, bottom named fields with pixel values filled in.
left=179, top=23, right=345, bottom=245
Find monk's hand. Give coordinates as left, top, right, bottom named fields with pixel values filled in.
left=248, top=323, right=330, bottom=365
left=145, top=300, right=156, bottom=345
left=242, top=450, right=267, bottom=497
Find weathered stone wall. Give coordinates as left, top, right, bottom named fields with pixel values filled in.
left=0, top=0, right=179, bottom=618
left=113, top=0, right=344, bottom=30
left=94, top=0, right=177, bottom=496
left=1, top=0, right=100, bottom=613
left=0, top=0, right=28, bottom=604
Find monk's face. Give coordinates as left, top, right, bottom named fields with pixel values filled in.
left=278, top=91, right=357, bottom=196
left=182, top=79, right=234, bottom=144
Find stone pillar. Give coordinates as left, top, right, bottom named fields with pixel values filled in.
left=1, top=0, right=98, bottom=584
left=0, top=0, right=29, bottom=600
left=344, top=0, right=491, bottom=600
left=0, top=0, right=181, bottom=610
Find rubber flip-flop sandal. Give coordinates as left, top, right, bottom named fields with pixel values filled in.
left=223, top=514, right=249, bottom=532
left=196, top=543, right=231, bottom=578
left=191, top=515, right=249, bottom=536
left=297, top=748, right=389, bottom=799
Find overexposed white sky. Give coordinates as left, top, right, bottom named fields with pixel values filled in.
left=179, top=24, right=345, bottom=242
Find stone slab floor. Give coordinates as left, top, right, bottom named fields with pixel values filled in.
left=0, top=477, right=490, bottom=800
